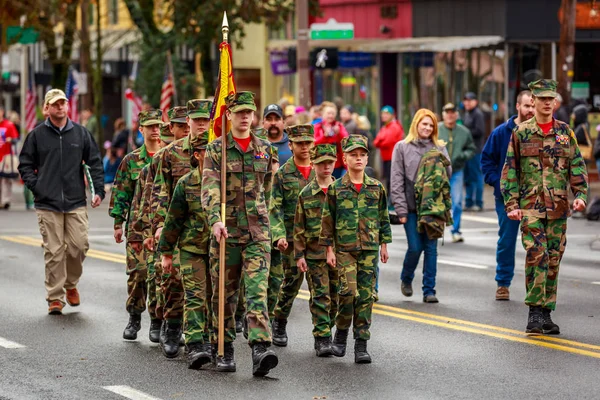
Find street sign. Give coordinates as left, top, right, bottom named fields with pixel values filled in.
left=572, top=82, right=590, bottom=99
left=310, top=19, right=354, bottom=40
left=6, top=27, right=39, bottom=45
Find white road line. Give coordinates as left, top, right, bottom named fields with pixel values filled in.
left=103, top=386, right=163, bottom=400
left=438, top=259, right=489, bottom=269
left=0, top=337, right=26, bottom=349
left=462, top=215, right=499, bottom=225
left=592, top=282, right=600, bottom=285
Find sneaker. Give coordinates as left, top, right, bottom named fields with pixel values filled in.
left=66, top=288, right=80, bottom=306
left=472, top=206, right=482, bottom=212
left=451, top=233, right=464, bottom=243
left=541, top=308, right=560, bottom=335
left=48, top=301, right=63, bottom=315
left=423, top=294, right=439, bottom=303
left=401, top=282, right=413, bottom=297
left=495, top=286, right=510, bottom=301
left=526, top=306, right=544, bottom=334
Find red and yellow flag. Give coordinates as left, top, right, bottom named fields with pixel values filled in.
left=208, top=42, right=236, bottom=142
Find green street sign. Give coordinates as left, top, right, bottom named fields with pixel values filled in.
left=6, top=26, right=39, bottom=45
left=310, top=19, right=354, bottom=41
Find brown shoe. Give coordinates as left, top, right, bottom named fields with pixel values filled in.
left=66, top=288, right=80, bottom=306
left=48, top=301, right=64, bottom=315
left=496, top=286, right=510, bottom=301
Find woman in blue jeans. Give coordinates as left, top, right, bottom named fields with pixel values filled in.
left=389, top=109, right=452, bottom=303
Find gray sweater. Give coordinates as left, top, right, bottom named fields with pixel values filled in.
left=390, top=138, right=451, bottom=217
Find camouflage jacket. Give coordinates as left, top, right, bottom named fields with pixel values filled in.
left=501, top=117, right=588, bottom=219
left=415, top=148, right=453, bottom=240
left=201, top=131, right=277, bottom=244
left=270, top=158, right=315, bottom=245
left=108, top=145, right=152, bottom=230
left=158, top=169, right=209, bottom=255
left=319, top=174, right=392, bottom=252
left=294, top=177, right=334, bottom=260
left=127, top=164, right=149, bottom=242
left=129, top=148, right=166, bottom=242
left=152, top=136, right=191, bottom=233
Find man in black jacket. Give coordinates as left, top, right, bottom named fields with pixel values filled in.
left=462, top=92, right=486, bottom=212
left=18, top=89, right=105, bottom=315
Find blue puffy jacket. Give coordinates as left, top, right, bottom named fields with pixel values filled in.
left=481, top=115, right=517, bottom=200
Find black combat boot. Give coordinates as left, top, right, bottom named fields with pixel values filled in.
left=542, top=308, right=560, bottom=335
left=159, top=320, right=167, bottom=346
left=315, top=336, right=333, bottom=357
left=354, top=339, right=372, bottom=364
left=526, top=306, right=544, bottom=334
left=187, top=342, right=212, bottom=370
left=123, top=313, right=141, bottom=340
left=148, top=319, right=161, bottom=343
left=162, top=322, right=182, bottom=358
left=252, top=343, right=279, bottom=377
left=331, top=328, right=349, bottom=357
left=216, top=343, right=236, bottom=372
left=272, top=319, right=288, bottom=347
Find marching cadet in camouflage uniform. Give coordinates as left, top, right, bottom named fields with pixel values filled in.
left=294, top=144, right=338, bottom=357
left=501, top=79, right=588, bottom=335
left=128, top=122, right=174, bottom=343
left=201, top=91, right=279, bottom=377
left=109, top=110, right=163, bottom=341
left=153, top=102, right=211, bottom=358
left=270, top=124, right=315, bottom=347
left=158, top=130, right=213, bottom=369
left=319, top=135, right=392, bottom=364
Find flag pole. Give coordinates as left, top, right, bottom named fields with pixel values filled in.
left=218, top=11, right=229, bottom=358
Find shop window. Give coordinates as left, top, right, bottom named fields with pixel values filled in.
left=380, top=5, right=397, bottom=19
left=108, top=0, right=119, bottom=25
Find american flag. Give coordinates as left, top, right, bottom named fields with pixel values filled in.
left=25, top=68, right=37, bottom=132
left=160, top=65, right=174, bottom=120
left=125, top=88, right=143, bottom=126
left=65, top=67, right=79, bottom=122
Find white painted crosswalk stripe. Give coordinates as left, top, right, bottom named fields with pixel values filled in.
left=0, top=337, right=26, bottom=349
left=103, top=386, right=163, bottom=400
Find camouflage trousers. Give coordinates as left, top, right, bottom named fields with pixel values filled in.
left=306, top=258, right=339, bottom=338
left=274, top=249, right=306, bottom=321
left=145, top=248, right=158, bottom=320
left=521, top=216, right=567, bottom=311
left=180, top=250, right=214, bottom=345
left=267, top=249, right=283, bottom=320
left=125, top=242, right=147, bottom=315
left=335, top=250, right=378, bottom=340
left=210, top=240, right=271, bottom=345
left=153, top=251, right=164, bottom=321
left=160, top=247, right=184, bottom=323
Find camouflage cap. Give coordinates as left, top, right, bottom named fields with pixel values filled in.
left=227, top=91, right=257, bottom=112
left=168, top=106, right=188, bottom=123
left=44, top=89, right=68, bottom=105
left=310, top=144, right=337, bottom=164
left=287, top=124, right=315, bottom=143
left=189, top=130, right=209, bottom=151
left=187, top=99, right=212, bottom=119
left=138, top=109, right=163, bottom=126
left=342, top=134, right=369, bottom=153
left=528, top=79, right=558, bottom=98
left=160, top=122, right=174, bottom=143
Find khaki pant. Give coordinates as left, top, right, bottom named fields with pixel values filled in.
left=36, top=207, right=89, bottom=304
left=0, top=177, right=12, bottom=206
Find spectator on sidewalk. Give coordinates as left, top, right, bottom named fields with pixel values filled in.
left=462, top=92, right=486, bottom=211
left=553, top=93, right=570, bottom=124
left=340, top=105, right=359, bottom=135
left=374, top=105, right=404, bottom=196
left=263, top=103, right=292, bottom=166
left=481, top=90, right=534, bottom=301
left=0, top=105, right=20, bottom=209
left=111, top=118, right=130, bottom=158
left=18, top=89, right=105, bottom=315
left=437, top=103, right=476, bottom=243
left=314, top=103, right=349, bottom=179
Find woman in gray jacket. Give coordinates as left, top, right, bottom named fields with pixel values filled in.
left=390, top=108, right=451, bottom=303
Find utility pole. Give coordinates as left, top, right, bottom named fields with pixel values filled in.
left=80, top=0, right=93, bottom=111
left=296, top=0, right=311, bottom=108
left=557, top=0, right=576, bottom=105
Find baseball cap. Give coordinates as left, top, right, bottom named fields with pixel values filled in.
left=381, top=105, right=395, bottom=114
left=44, top=89, right=68, bottom=105
left=442, top=103, right=457, bottom=112
left=464, top=92, right=477, bottom=100
left=263, top=104, right=283, bottom=118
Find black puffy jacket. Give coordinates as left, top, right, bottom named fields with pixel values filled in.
left=18, top=118, right=105, bottom=212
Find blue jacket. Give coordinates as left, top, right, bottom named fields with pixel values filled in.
left=272, top=132, right=292, bottom=166
left=481, top=115, right=517, bottom=199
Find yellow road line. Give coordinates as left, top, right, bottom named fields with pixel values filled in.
left=3, top=235, right=600, bottom=358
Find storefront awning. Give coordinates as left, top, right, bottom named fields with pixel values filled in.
left=267, top=36, right=504, bottom=53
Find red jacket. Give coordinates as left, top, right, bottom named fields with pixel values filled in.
left=314, top=121, right=349, bottom=169
left=374, top=119, right=404, bottom=161
left=0, top=119, right=19, bottom=162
